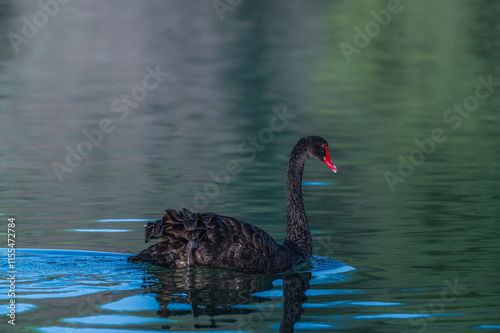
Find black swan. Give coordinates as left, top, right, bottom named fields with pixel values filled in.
left=128, top=136, right=337, bottom=273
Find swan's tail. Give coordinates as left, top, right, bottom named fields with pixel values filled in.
left=144, top=208, right=222, bottom=243
left=144, top=208, right=192, bottom=243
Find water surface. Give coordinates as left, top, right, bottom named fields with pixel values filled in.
left=1, top=0, right=500, bottom=332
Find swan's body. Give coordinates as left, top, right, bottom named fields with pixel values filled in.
left=127, top=209, right=302, bottom=272
left=128, top=136, right=337, bottom=273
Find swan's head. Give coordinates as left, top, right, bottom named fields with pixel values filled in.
left=306, top=136, right=337, bottom=173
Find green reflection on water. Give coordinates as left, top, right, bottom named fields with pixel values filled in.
left=0, top=0, right=499, bottom=332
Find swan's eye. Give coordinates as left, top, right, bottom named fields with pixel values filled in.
left=321, top=144, right=328, bottom=159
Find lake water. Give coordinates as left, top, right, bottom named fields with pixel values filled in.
left=1, top=0, right=500, bottom=332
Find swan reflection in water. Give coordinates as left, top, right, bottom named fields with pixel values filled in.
left=136, top=257, right=346, bottom=332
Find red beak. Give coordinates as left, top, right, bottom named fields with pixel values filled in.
left=323, top=147, right=337, bottom=173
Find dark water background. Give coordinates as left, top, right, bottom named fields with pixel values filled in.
left=1, top=0, right=499, bottom=332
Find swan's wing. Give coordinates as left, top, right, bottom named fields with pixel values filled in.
left=145, top=208, right=280, bottom=251
left=134, top=208, right=296, bottom=272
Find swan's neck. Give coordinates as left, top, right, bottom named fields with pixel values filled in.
left=284, top=146, right=312, bottom=259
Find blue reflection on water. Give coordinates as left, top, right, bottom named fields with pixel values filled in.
left=353, top=313, right=465, bottom=320
left=272, top=322, right=338, bottom=330
left=306, top=289, right=365, bottom=297
left=62, top=314, right=175, bottom=325
left=68, top=229, right=132, bottom=232
left=302, top=182, right=332, bottom=186
left=95, top=219, right=156, bottom=222
left=167, top=303, right=193, bottom=311
left=0, top=249, right=137, bottom=303
left=232, top=303, right=283, bottom=309
left=253, top=288, right=362, bottom=298
left=34, top=328, right=213, bottom=333
left=99, top=294, right=159, bottom=312
left=13, top=283, right=137, bottom=300
left=8, top=248, right=357, bottom=332
left=304, top=300, right=403, bottom=308
left=0, top=303, right=38, bottom=315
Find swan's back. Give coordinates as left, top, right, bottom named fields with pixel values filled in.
left=128, top=209, right=300, bottom=273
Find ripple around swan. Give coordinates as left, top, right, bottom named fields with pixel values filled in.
left=0, top=303, right=38, bottom=315
left=4, top=249, right=474, bottom=332
left=99, top=294, right=159, bottom=312
left=61, top=314, right=176, bottom=325
left=0, top=254, right=138, bottom=304
left=33, top=328, right=202, bottom=333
